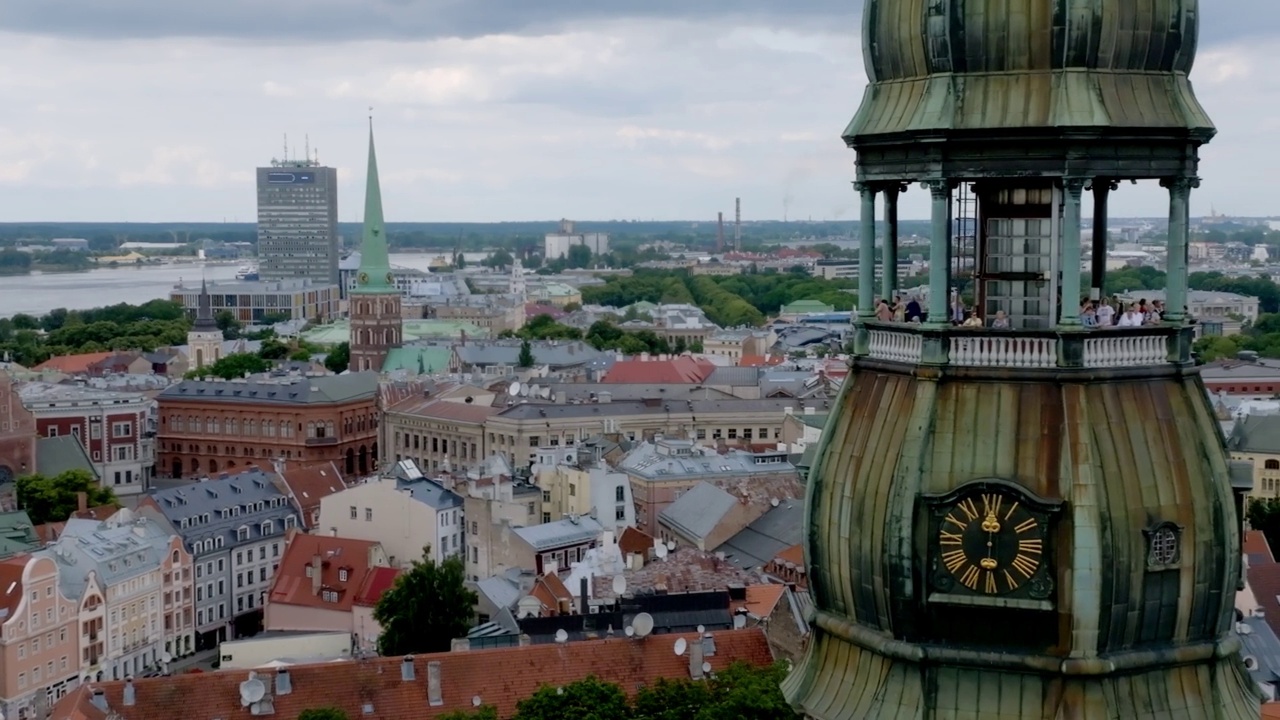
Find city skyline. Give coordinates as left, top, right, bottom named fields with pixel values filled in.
left=1, top=1, right=1278, bottom=224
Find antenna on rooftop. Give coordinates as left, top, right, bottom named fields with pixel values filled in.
left=305, top=134, right=311, bottom=164
left=283, top=134, right=289, bottom=163
left=655, top=542, right=668, bottom=560
left=612, top=575, right=627, bottom=595
left=674, top=638, right=688, bottom=656
left=509, top=381, right=521, bottom=397
left=555, top=629, right=569, bottom=644
left=240, top=675, right=266, bottom=706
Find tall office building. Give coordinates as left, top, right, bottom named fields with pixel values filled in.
left=256, top=153, right=339, bottom=285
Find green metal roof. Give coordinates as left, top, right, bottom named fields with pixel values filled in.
left=382, top=346, right=453, bottom=375
left=35, top=435, right=99, bottom=482
left=0, top=510, right=41, bottom=558
left=351, top=125, right=396, bottom=296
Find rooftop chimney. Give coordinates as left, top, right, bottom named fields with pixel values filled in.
left=91, top=688, right=108, bottom=712
left=123, top=678, right=136, bottom=706
left=580, top=576, right=589, bottom=616
left=77, top=491, right=88, bottom=513
left=689, top=635, right=706, bottom=679
left=427, top=661, right=444, bottom=706
left=276, top=667, right=292, bottom=695
left=311, top=554, right=322, bottom=596
left=401, top=656, right=416, bottom=681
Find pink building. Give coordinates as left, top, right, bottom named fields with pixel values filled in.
left=263, top=532, right=398, bottom=651
left=0, top=553, right=82, bottom=720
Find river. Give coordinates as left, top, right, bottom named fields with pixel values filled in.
left=0, top=253, right=482, bottom=319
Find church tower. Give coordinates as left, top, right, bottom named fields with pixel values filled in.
left=509, top=257, right=526, bottom=302
left=348, top=122, right=402, bottom=373
left=187, top=279, right=223, bottom=370
left=782, top=1, right=1260, bottom=718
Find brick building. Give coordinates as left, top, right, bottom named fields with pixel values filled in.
left=0, top=371, right=36, bottom=506
left=156, top=373, right=379, bottom=479
left=17, top=382, right=154, bottom=496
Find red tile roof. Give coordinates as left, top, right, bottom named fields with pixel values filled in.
left=618, top=526, right=655, bottom=557
left=33, top=351, right=115, bottom=375
left=530, top=573, right=575, bottom=615
left=526, top=303, right=567, bottom=320
left=1246, top=530, right=1275, bottom=564
left=51, top=628, right=773, bottom=720
left=0, top=556, right=27, bottom=620
left=354, top=566, right=402, bottom=608
left=739, top=354, right=784, bottom=367
left=268, top=532, right=386, bottom=614
left=386, top=396, right=498, bottom=423
left=1248, top=562, right=1280, bottom=638
left=278, top=461, right=348, bottom=530
left=742, top=584, right=786, bottom=618
left=603, top=356, right=716, bottom=384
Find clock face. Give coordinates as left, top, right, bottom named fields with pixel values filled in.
left=937, top=489, right=1046, bottom=596
left=357, top=271, right=369, bottom=285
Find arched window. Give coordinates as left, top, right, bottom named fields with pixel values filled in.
left=226, top=418, right=238, bottom=435
left=205, top=417, right=216, bottom=434
left=325, top=421, right=335, bottom=438
left=1266, top=459, right=1280, bottom=470
left=307, top=421, right=317, bottom=438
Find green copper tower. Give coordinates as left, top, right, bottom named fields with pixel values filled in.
left=782, top=1, right=1261, bottom=718
left=348, top=120, right=402, bottom=373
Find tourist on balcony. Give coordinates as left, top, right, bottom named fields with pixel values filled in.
left=1096, top=298, right=1116, bottom=326
left=892, top=297, right=906, bottom=323
left=1081, top=303, right=1100, bottom=328
left=990, top=310, right=1011, bottom=329
left=1117, top=304, right=1145, bottom=327
left=875, top=297, right=894, bottom=322
left=950, top=298, right=967, bottom=325
left=961, top=313, right=984, bottom=328
left=905, top=296, right=923, bottom=323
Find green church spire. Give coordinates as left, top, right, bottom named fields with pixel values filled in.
left=351, top=119, right=395, bottom=295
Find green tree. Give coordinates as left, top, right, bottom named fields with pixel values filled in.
left=289, top=348, right=313, bottom=362
left=518, top=340, right=535, bottom=368
left=185, top=352, right=270, bottom=380
left=700, top=662, right=801, bottom=720
left=513, top=676, right=632, bottom=720
left=632, top=677, right=713, bottom=720
left=258, top=339, right=290, bottom=360
left=215, top=310, right=242, bottom=340
left=454, top=253, right=468, bottom=269
left=566, top=244, right=592, bottom=269
left=482, top=248, right=514, bottom=269
left=16, top=470, right=119, bottom=525
left=297, top=709, right=349, bottom=720
left=373, top=547, right=477, bottom=656
left=1248, top=498, right=1280, bottom=557
left=324, top=342, right=350, bottom=373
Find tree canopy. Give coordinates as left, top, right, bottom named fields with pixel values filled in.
left=297, top=709, right=349, bottom=720
left=373, top=547, right=477, bottom=656
left=518, top=340, right=535, bottom=368
left=16, top=469, right=118, bottom=525
left=513, top=676, right=632, bottom=720
left=324, top=342, right=350, bottom=374
left=185, top=352, right=270, bottom=380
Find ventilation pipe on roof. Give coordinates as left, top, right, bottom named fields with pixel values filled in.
left=427, top=661, right=443, bottom=706
left=401, top=656, right=415, bottom=682
left=276, top=667, right=292, bottom=695
left=689, top=636, right=705, bottom=680
left=123, top=678, right=136, bottom=706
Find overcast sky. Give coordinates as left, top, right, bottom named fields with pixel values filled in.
left=1, top=2, right=1276, bottom=223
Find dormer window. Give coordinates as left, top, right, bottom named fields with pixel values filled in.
left=237, top=527, right=249, bottom=542
left=261, top=521, right=274, bottom=536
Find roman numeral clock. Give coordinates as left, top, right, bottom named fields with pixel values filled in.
left=923, top=479, right=1063, bottom=611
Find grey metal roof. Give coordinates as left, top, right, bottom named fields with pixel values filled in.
left=1228, top=414, right=1280, bottom=454
left=159, top=372, right=377, bottom=406
left=148, top=469, right=300, bottom=555
left=35, top=435, right=99, bottom=482
left=396, top=477, right=463, bottom=511
left=705, top=367, right=761, bottom=387
left=659, top=482, right=737, bottom=542
left=619, top=441, right=794, bottom=482
left=454, top=341, right=605, bottom=369
left=48, top=511, right=175, bottom=602
left=0, top=511, right=41, bottom=558
left=1239, top=615, right=1280, bottom=685
left=496, top=397, right=804, bottom=422
left=543, top=383, right=736, bottom=402
left=513, top=515, right=603, bottom=551
left=714, top=500, right=805, bottom=571
left=474, top=575, right=521, bottom=611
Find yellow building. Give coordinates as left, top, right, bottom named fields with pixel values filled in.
left=1228, top=414, right=1280, bottom=498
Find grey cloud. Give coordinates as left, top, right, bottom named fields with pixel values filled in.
left=4, top=0, right=1269, bottom=44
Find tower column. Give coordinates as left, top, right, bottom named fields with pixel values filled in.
left=1161, top=177, right=1199, bottom=324
left=856, top=182, right=878, bottom=319
left=1058, top=179, right=1086, bottom=326
left=1090, top=180, right=1117, bottom=300
left=881, top=183, right=904, bottom=302
left=924, top=180, right=953, bottom=325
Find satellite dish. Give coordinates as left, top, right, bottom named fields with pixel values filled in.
left=655, top=543, right=668, bottom=559
left=771, top=498, right=780, bottom=507
left=472, top=696, right=483, bottom=707
left=733, top=614, right=747, bottom=630
left=632, top=612, right=655, bottom=638
left=701, top=662, right=712, bottom=674
left=509, top=381, right=521, bottom=396
left=541, top=387, right=551, bottom=399
left=161, top=652, right=173, bottom=664
left=625, top=626, right=635, bottom=637
left=612, top=575, right=627, bottom=595
left=666, top=540, right=676, bottom=550
left=239, top=677, right=266, bottom=705
left=555, top=629, right=569, bottom=643
left=696, top=625, right=705, bottom=634
left=520, top=385, right=529, bottom=397
left=674, top=638, right=688, bottom=656
left=530, top=384, right=541, bottom=398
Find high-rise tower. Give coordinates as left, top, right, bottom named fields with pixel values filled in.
left=257, top=146, right=339, bottom=285
left=348, top=124, right=402, bottom=374
left=782, top=1, right=1259, bottom=718
left=187, top=279, right=224, bottom=370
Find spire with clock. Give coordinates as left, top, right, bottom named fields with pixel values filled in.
left=781, top=0, right=1259, bottom=717
left=347, top=114, right=402, bottom=373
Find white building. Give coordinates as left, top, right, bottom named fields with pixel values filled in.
left=544, top=219, right=609, bottom=260
left=316, top=462, right=464, bottom=568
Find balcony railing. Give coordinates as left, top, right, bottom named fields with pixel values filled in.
left=858, top=322, right=1192, bottom=373
left=305, top=436, right=339, bottom=446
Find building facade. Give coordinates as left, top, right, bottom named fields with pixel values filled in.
left=348, top=127, right=403, bottom=374
left=155, top=373, right=379, bottom=480
left=316, top=473, right=463, bottom=568
left=19, top=383, right=154, bottom=496
left=256, top=158, right=340, bottom=286
left=140, top=470, right=301, bottom=650
left=0, top=553, right=81, bottom=720
left=186, top=279, right=224, bottom=370
left=0, top=370, right=36, bottom=507
left=544, top=219, right=609, bottom=260
left=171, top=279, right=340, bottom=324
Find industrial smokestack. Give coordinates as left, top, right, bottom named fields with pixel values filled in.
left=734, top=198, right=741, bottom=252
left=717, top=212, right=724, bottom=252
